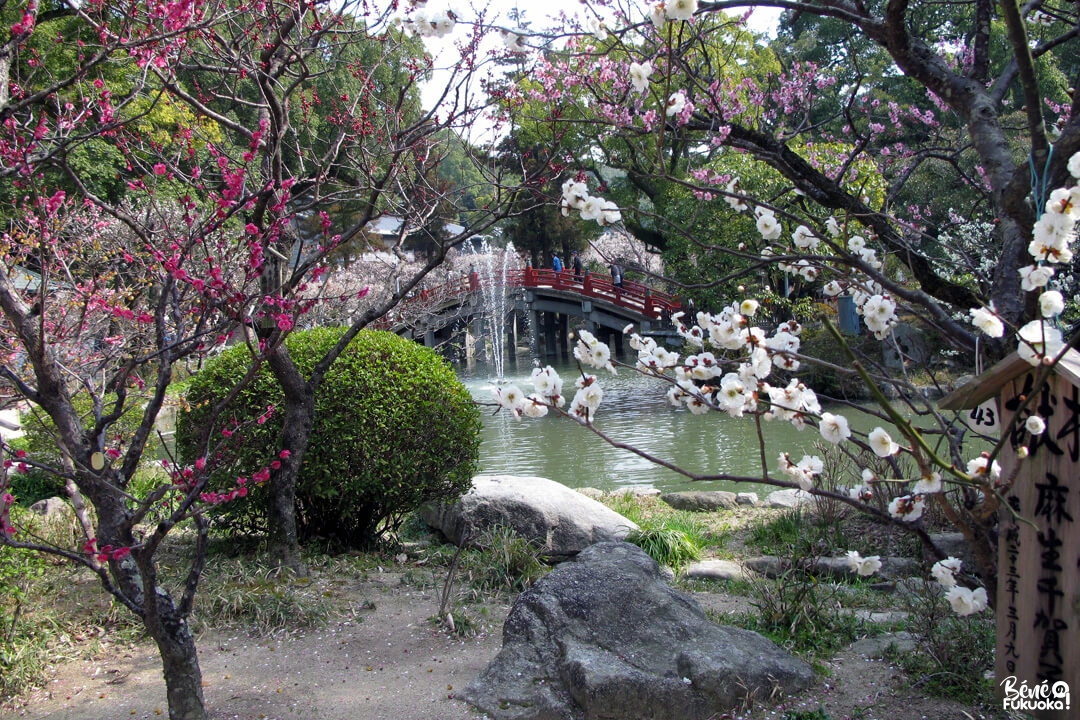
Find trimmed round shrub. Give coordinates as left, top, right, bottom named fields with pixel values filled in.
left=176, top=328, right=481, bottom=547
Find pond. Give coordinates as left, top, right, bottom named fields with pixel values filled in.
left=455, top=354, right=832, bottom=495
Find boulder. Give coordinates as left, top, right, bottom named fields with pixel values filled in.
left=462, top=542, right=813, bottom=720
left=927, top=532, right=976, bottom=571
left=660, top=491, right=737, bottom=512
left=29, top=496, right=68, bottom=517
left=765, top=489, right=812, bottom=509
left=736, top=492, right=759, bottom=506
left=421, top=475, right=637, bottom=560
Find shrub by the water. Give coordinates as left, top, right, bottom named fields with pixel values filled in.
left=177, top=328, right=481, bottom=547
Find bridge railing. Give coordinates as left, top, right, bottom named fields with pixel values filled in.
left=371, top=266, right=681, bottom=331
left=515, top=267, right=681, bottom=320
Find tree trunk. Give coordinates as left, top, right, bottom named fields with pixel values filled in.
left=146, top=598, right=207, bottom=720
left=266, top=344, right=313, bottom=576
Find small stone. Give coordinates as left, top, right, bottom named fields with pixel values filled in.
left=659, top=491, right=737, bottom=512
left=683, top=560, right=747, bottom=582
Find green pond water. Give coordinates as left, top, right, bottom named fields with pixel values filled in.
left=457, top=355, right=839, bottom=496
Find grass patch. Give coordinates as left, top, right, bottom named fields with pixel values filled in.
left=191, top=558, right=335, bottom=633
left=747, top=507, right=850, bottom=556
left=626, top=521, right=702, bottom=572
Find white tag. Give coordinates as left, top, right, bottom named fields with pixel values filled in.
left=966, top=399, right=999, bottom=434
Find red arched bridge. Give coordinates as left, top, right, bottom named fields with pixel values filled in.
left=373, top=268, right=683, bottom=356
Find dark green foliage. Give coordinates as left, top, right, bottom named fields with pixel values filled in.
left=5, top=436, right=64, bottom=507
left=10, top=396, right=160, bottom=506
left=177, top=328, right=481, bottom=547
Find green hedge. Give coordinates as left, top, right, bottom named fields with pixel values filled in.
left=177, top=328, right=481, bottom=547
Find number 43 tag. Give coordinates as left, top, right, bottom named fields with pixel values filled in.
left=967, top=398, right=999, bottom=433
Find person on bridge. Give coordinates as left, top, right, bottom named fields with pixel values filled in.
left=609, top=262, right=623, bottom=290
left=552, top=254, right=563, bottom=273
left=571, top=250, right=583, bottom=281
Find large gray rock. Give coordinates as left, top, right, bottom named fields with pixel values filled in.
left=29, top=496, right=69, bottom=517
left=660, top=491, right=737, bottom=512
left=421, top=475, right=637, bottom=560
left=765, top=489, right=812, bottom=509
left=462, top=542, right=814, bottom=720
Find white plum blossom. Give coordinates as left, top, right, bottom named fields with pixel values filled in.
left=522, top=395, right=549, bottom=418
left=717, top=373, right=751, bottom=417
left=649, top=3, right=666, bottom=29
left=740, top=298, right=759, bottom=316
left=796, top=260, right=819, bottom=281
left=498, top=29, right=526, bottom=52
left=861, top=294, right=897, bottom=339
left=493, top=384, right=527, bottom=419
left=1069, top=150, right=1080, bottom=178
left=684, top=391, right=712, bottom=415
left=969, top=304, right=1004, bottom=337
left=888, top=494, right=926, bottom=522
left=848, top=235, right=867, bottom=253
left=1017, top=320, right=1065, bottom=366
left=848, top=483, right=873, bottom=502
left=406, top=7, right=456, bottom=38
left=530, top=366, right=564, bottom=406
left=1019, top=264, right=1054, bottom=290
left=1026, top=415, right=1047, bottom=435
left=822, top=280, right=844, bottom=297
left=945, top=586, right=988, bottom=616
left=665, top=0, right=698, bottom=21
left=913, top=471, right=942, bottom=494
left=755, top=210, right=783, bottom=241
left=629, top=61, right=653, bottom=94
left=573, top=330, right=617, bottom=373
left=966, top=455, right=1002, bottom=482
left=818, top=412, right=851, bottom=444
left=599, top=199, right=622, bottom=226
left=1029, top=212, right=1075, bottom=263
left=868, top=427, right=901, bottom=457
left=579, top=196, right=605, bottom=223
left=845, top=550, right=882, bottom=577
left=1039, top=290, right=1065, bottom=318
left=666, top=91, right=687, bottom=116
left=791, top=225, right=819, bottom=250
left=724, top=178, right=748, bottom=212
left=569, top=378, right=604, bottom=421
left=764, top=379, right=820, bottom=427
left=825, top=216, right=842, bottom=237
left=778, top=452, right=823, bottom=490
left=1046, top=187, right=1079, bottom=220
left=588, top=16, right=607, bottom=40
left=561, top=180, right=589, bottom=210
left=931, top=557, right=963, bottom=588
left=767, top=330, right=800, bottom=370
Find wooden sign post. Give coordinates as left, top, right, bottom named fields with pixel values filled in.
left=941, top=351, right=1080, bottom=719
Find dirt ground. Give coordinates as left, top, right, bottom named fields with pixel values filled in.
left=2, top=567, right=1000, bottom=720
